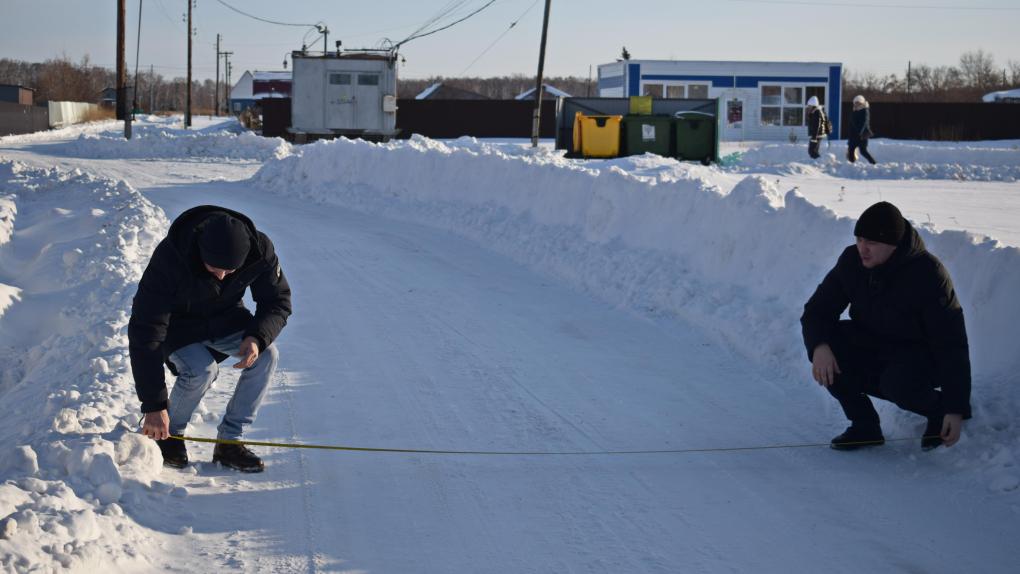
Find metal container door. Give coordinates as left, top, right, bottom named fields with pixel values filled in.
left=354, top=72, right=383, bottom=130
left=325, top=71, right=355, bottom=130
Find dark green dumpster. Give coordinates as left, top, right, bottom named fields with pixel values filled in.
left=622, top=114, right=672, bottom=157
left=674, top=111, right=718, bottom=165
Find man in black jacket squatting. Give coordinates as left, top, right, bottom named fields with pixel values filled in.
left=130, top=205, right=292, bottom=471
left=801, top=201, right=970, bottom=451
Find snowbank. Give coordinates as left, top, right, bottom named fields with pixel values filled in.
left=0, top=160, right=169, bottom=571
left=1, top=116, right=290, bottom=163
left=253, top=133, right=1020, bottom=418
left=727, top=139, right=1020, bottom=182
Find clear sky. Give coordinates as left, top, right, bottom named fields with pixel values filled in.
left=1, top=0, right=1018, bottom=82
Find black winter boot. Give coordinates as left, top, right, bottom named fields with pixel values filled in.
left=156, top=438, right=189, bottom=468
left=922, top=416, right=944, bottom=451
left=213, top=442, right=265, bottom=473
left=830, top=423, right=885, bottom=450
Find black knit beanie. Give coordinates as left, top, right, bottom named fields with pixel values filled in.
left=854, top=201, right=906, bottom=245
left=198, top=213, right=250, bottom=269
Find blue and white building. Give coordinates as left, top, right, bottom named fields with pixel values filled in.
left=598, top=60, right=843, bottom=141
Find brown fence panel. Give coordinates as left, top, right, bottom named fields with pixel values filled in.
left=260, top=98, right=291, bottom=139
left=0, top=102, right=49, bottom=137
left=840, top=102, right=1020, bottom=141
left=395, top=99, right=557, bottom=139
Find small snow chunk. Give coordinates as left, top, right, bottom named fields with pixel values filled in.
left=8, top=445, right=39, bottom=475
left=171, top=486, right=188, bottom=498
left=178, top=525, right=193, bottom=535
left=1, top=517, right=16, bottom=539
left=53, top=408, right=84, bottom=434
left=96, top=482, right=123, bottom=504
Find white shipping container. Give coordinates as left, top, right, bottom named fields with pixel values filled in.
left=290, top=51, right=398, bottom=139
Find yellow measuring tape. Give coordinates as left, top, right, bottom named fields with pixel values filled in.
left=172, top=434, right=928, bottom=455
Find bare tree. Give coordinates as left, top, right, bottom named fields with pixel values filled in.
left=959, top=49, right=998, bottom=91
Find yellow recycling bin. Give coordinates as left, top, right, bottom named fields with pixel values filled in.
left=573, top=112, right=623, bottom=158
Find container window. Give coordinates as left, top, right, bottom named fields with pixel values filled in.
left=761, top=86, right=782, bottom=106
left=688, top=84, right=709, bottom=99
left=329, top=73, right=352, bottom=85
left=783, top=107, right=804, bottom=126
left=761, top=107, right=781, bottom=126
left=358, top=74, right=380, bottom=86
left=783, top=87, right=803, bottom=105
left=642, top=83, right=664, bottom=98
left=806, top=86, right=826, bottom=106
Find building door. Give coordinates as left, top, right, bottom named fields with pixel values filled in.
left=354, top=73, right=382, bottom=130
left=325, top=71, right=355, bottom=130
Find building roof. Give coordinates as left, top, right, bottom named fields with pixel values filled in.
left=253, top=71, right=291, bottom=82
left=515, top=84, right=571, bottom=100
left=414, top=83, right=489, bottom=100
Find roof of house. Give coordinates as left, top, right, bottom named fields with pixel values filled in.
left=515, top=84, right=571, bottom=100
left=983, top=88, right=1020, bottom=102
left=415, top=83, right=489, bottom=100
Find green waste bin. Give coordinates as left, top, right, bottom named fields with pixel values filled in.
left=622, top=115, right=672, bottom=157
left=673, top=111, right=718, bottom=165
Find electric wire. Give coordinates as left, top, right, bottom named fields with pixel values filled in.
left=395, top=0, right=499, bottom=50
left=212, top=0, right=321, bottom=27
left=730, top=0, right=1020, bottom=10
left=460, top=0, right=541, bottom=75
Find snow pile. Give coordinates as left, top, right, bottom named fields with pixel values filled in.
left=2, top=116, right=290, bottom=162
left=728, top=139, right=1020, bottom=181
left=253, top=133, right=1020, bottom=431
left=0, top=160, right=170, bottom=571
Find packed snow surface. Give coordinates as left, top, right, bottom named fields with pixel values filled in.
left=0, top=116, right=1018, bottom=573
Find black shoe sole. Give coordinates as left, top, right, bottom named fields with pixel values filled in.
left=830, top=440, right=885, bottom=451
left=213, top=458, right=265, bottom=473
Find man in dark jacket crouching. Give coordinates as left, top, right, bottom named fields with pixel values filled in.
left=801, top=201, right=970, bottom=451
left=130, top=205, right=292, bottom=471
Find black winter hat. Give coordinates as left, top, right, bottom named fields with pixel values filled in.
left=854, top=201, right=906, bottom=245
left=198, top=213, right=250, bottom=269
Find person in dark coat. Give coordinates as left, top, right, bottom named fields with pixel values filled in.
left=847, top=95, right=877, bottom=164
left=801, top=201, right=970, bottom=451
left=805, top=96, right=827, bottom=159
left=130, top=205, right=292, bottom=471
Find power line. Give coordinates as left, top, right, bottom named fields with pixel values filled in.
left=461, top=0, right=541, bottom=75
left=729, top=0, right=1020, bottom=10
left=395, top=0, right=499, bottom=50
left=211, top=0, right=321, bottom=27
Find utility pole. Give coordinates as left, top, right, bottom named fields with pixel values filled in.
left=185, top=0, right=193, bottom=128
left=215, top=33, right=220, bottom=116
left=117, top=0, right=128, bottom=124
left=530, top=0, right=552, bottom=147
left=322, top=26, right=329, bottom=54
left=149, top=64, right=155, bottom=112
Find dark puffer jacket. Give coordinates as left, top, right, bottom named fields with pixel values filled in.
left=849, top=107, right=873, bottom=143
left=800, top=223, right=971, bottom=417
left=129, top=205, right=292, bottom=412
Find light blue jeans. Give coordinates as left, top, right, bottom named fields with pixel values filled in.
left=167, top=330, right=279, bottom=441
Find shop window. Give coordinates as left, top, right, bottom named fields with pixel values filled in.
left=642, top=83, right=664, bottom=98
left=806, top=86, right=826, bottom=106
left=761, top=106, right=781, bottom=126
left=688, top=84, right=709, bottom=99
left=761, top=84, right=825, bottom=127
left=783, top=107, right=804, bottom=126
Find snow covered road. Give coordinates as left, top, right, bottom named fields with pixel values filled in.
left=1, top=117, right=1018, bottom=573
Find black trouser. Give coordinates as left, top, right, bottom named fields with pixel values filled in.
left=808, top=138, right=821, bottom=159
left=847, top=139, right=876, bottom=164
left=825, top=321, right=942, bottom=425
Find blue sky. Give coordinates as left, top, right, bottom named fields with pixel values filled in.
left=1, top=0, right=1018, bottom=81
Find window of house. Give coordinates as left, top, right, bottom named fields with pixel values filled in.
left=358, top=74, right=380, bottom=86
left=642, top=83, right=664, bottom=98
left=667, top=85, right=685, bottom=99
left=329, top=73, right=352, bottom=85
left=806, top=86, right=826, bottom=106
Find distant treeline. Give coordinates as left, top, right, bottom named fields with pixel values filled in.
left=0, top=56, right=226, bottom=113
left=2, top=50, right=1017, bottom=110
